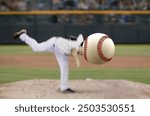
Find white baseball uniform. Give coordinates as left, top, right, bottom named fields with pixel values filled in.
left=19, top=33, right=84, bottom=91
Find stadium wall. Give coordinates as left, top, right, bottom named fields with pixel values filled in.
left=0, top=23, right=150, bottom=44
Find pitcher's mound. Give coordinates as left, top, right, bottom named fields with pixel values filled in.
left=0, top=79, right=150, bottom=99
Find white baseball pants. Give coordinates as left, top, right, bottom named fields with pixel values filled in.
left=20, top=33, right=69, bottom=91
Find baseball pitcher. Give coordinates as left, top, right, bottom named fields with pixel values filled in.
left=13, top=29, right=84, bottom=93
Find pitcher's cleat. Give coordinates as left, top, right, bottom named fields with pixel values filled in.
left=62, top=88, right=75, bottom=93
left=13, top=29, right=27, bottom=40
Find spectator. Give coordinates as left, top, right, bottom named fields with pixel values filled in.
left=86, top=0, right=99, bottom=10
left=74, top=0, right=94, bottom=25
left=51, top=0, right=63, bottom=10
left=97, top=0, right=110, bottom=10
left=16, top=0, right=27, bottom=11
left=8, top=0, right=18, bottom=11
left=138, top=0, right=149, bottom=10
left=51, top=0, right=73, bottom=23
left=63, top=0, right=76, bottom=10
left=77, top=0, right=89, bottom=10
left=108, top=0, right=119, bottom=9
left=0, top=1, right=10, bottom=11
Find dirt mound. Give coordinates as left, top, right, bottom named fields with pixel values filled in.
left=0, top=79, right=150, bottom=99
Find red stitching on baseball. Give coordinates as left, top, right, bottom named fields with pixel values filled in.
left=97, top=36, right=112, bottom=62
left=84, top=38, right=88, bottom=61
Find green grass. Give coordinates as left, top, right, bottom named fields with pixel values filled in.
left=0, top=44, right=150, bottom=56
left=0, top=67, right=150, bottom=84
left=115, top=44, right=150, bottom=56
left=0, top=45, right=50, bottom=55
left=0, top=67, right=59, bottom=83
left=0, top=45, right=150, bottom=84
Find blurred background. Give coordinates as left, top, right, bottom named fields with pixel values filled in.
left=0, top=0, right=150, bottom=44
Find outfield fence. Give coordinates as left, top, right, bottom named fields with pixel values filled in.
left=0, top=10, right=150, bottom=44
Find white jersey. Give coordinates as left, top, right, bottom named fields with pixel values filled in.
left=55, top=34, right=84, bottom=55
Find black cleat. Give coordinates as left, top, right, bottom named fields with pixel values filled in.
left=62, top=88, right=75, bottom=93
left=13, top=29, right=27, bottom=40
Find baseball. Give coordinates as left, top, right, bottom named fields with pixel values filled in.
left=82, top=33, right=115, bottom=64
